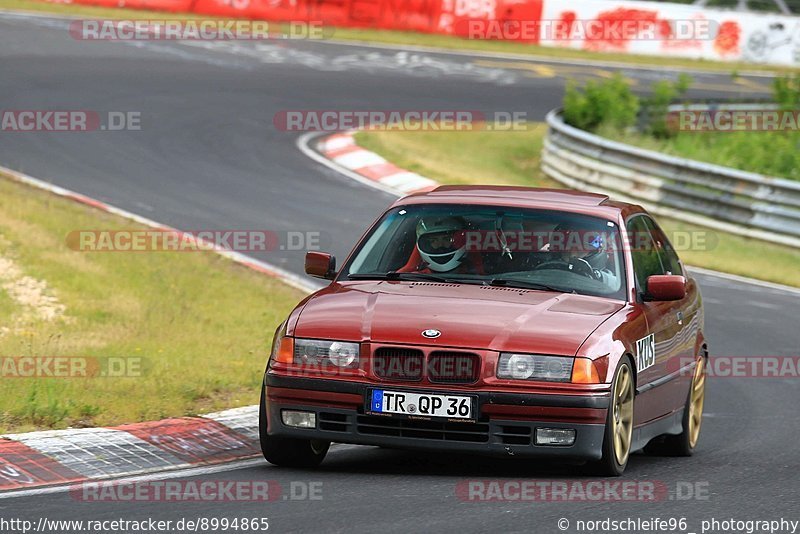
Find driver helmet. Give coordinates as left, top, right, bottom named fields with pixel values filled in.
left=554, top=226, right=609, bottom=271
left=583, top=232, right=609, bottom=271
left=415, top=216, right=467, bottom=272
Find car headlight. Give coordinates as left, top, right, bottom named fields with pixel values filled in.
left=497, top=353, right=573, bottom=382
left=294, top=338, right=360, bottom=368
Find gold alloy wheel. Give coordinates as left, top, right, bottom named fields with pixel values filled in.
left=688, top=357, right=707, bottom=449
left=612, top=364, right=635, bottom=466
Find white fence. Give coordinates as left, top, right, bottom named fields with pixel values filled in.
left=539, top=0, right=800, bottom=66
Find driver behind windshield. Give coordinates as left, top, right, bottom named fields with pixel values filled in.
left=546, top=228, right=619, bottom=288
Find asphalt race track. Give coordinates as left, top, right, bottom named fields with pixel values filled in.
left=1, top=11, right=799, bottom=534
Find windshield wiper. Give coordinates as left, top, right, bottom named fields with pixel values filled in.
left=487, top=278, right=568, bottom=293
left=348, top=272, right=482, bottom=285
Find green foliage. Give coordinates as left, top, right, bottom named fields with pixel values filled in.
left=613, top=125, right=800, bottom=181
left=772, top=73, right=800, bottom=111
left=562, top=74, right=640, bottom=133
left=644, top=74, right=692, bottom=138
left=563, top=74, right=691, bottom=137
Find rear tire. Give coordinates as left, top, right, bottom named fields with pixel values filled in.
left=259, top=382, right=330, bottom=468
left=647, top=356, right=706, bottom=457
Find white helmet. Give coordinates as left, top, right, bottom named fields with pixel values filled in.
left=416, top=217, right=467, bottom=272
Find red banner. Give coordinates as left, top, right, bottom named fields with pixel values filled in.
left=65, top=0, right=543, bottom=43
left=68, top=0, right=194, bottom=10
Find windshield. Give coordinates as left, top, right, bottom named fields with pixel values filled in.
left=341, top=204, right=627, bottom=300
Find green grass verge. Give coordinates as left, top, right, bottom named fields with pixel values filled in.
left=0, top=174, right=304, bottom=433
left=0, top=281, right=14, bottom=326
left=605, top=129, right=800, bottom=181
left=355, top=127, right=800, bottom=288
left=2, top=0, right=798, bottom=74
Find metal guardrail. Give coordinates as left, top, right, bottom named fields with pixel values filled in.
left=542, top=108, right=800, bottom=249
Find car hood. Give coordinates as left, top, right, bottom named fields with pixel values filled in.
left=292, top=281, right=624, bottom=356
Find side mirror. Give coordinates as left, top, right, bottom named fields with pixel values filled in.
left=645, top=275, right=686, bottom=301
left=305, top=251, right=336, bottom=280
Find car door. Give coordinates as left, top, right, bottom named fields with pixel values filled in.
left=626, top=215, right=685, bottom=423
left=645, top=218, right=698, bottom=408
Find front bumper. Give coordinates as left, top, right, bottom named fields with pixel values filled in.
left=265, top=375, right=610, bottom=460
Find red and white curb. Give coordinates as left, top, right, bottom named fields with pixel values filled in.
left=301, top=130, right=438, bottom=197
left=0, top=165, right=321, bottom=495
left=0, top=406, right=260, bottom=493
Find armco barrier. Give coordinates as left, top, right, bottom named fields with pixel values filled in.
left=541, top=107, right=800, bottom=249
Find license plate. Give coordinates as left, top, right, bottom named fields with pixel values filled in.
left=368, top=389, right=475, bottom=420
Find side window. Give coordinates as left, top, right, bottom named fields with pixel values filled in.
left=644, top=218, right=683, bottom=276
left=626, top=216, right=665, bottom=293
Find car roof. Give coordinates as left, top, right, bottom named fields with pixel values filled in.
left=394, top=185, right=642, bottom=219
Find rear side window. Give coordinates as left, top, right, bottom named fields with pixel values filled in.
left=644, top=218, right=683, bottom=276
left=626, top=215, right=664, bottom=293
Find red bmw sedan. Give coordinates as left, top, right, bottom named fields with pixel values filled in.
left=259, top=186, right=708, bottom=476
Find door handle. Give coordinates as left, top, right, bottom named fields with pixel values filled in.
left=677, top=311, right=684, bottom=325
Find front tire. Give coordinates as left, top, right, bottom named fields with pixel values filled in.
left=592, top=359, right=635, bottom=476
left=259, top=382, right=330, bottom=468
